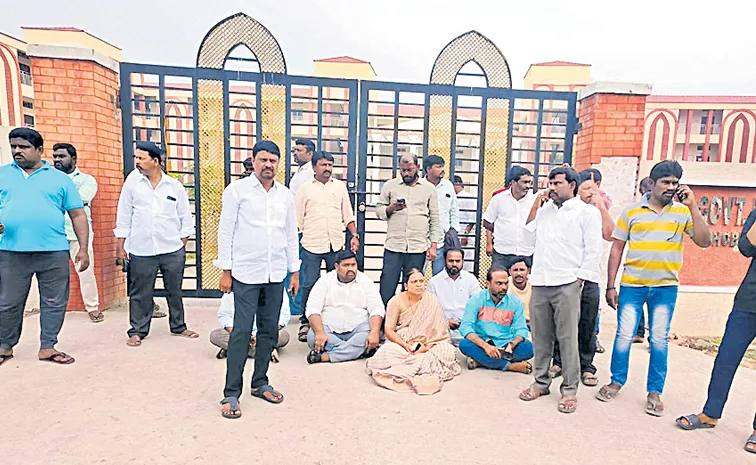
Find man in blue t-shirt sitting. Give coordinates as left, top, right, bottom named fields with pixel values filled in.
left=459, top=266, right=533, bottom=374
left=0, top=128, right=91, bottom=367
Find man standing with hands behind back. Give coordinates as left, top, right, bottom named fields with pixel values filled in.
left=215, top=140, right=300, bottom=419
left=376, top=154, right=441, bottom=306
left=114, top=141, right=198, bottom=347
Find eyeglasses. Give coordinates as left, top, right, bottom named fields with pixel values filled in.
left=666, top=224, right=680, bottom=241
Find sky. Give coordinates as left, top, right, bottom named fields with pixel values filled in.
left=2, top=0, right=755, bottom=95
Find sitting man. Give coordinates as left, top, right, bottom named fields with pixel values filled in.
left=459, top=267, right=533, bottom=374
left=209, top=290, right=291, bottom=362
left=507, top=257, right=532, bottom=328
left=305, top=250, right=384, bottom=363
left=426, top=247, right=480, bottom=345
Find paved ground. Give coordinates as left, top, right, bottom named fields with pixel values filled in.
left=2, top=299, right=755, bottom=465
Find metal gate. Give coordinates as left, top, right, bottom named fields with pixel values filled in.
left=120, top=55, right=358, bottom=296
left=119, top=13, right=577, bottom=296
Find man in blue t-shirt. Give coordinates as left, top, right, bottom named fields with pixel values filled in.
left=459, top=266, right=533, bottom=374
left=0, top=128, right=90, bottom=367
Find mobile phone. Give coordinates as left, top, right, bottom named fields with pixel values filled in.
left=397, top=198, right=406, bottom=205
left=411, top=341, right=422, bottom=352
left=675, top=187, right=688, bottom=202
left=116, top=257, right=130, bottom=273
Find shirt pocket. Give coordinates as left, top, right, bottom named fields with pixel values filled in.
left=272, top=201, right=287, bottom=228
left=158, top=196, right=178, bottom=217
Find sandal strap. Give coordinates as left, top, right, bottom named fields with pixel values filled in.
left=220, top=397, right=239, bottom=410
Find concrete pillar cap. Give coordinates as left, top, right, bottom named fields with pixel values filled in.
left=579, top=81, right=652, bottom=101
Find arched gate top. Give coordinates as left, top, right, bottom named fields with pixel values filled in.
left=196, top=12, right=287, bottom=72
left=430, top=30, right=511, bottom=89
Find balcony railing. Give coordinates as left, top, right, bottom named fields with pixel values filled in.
left=20, top=71, right=32, bottom=86
left=677, top=123, right=720, bottom=135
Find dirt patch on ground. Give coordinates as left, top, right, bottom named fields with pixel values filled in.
left=672, top=334, right=756, bottom=369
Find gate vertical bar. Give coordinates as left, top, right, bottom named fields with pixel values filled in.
left=192, top=75, right=203, bottom=292
left=317, top=86, right=323, bottom=150
left=223, top=78, right=231, bottom=186
left=391, top=90, right=399, bottom=176
left=422, top=92, right=430, bottom=158
left=563, top=93, right=578, bottom=165
left=534, top=99, right=544, bottom=186
left=120, top=67, right=134, bottom=175
left=356, top=81, right=370, bottom=269
left=506, top=96, right=515, bottom=174
left=474, top=98, right=488, bottom=278
left=449, top=93, right=458, bottom=179
left=158, top=74, right=166, bottom=150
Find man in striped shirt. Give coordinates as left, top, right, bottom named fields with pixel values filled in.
left=596, top=160, right=711, bottom=417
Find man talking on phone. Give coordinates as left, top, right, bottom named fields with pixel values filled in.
left=376, top=154, right=440, bottom=306
left=596, top=160, right=711, bottom=417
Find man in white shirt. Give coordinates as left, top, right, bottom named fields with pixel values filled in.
left=215, top=140, right=300, bottom=418
left=305, top=250, right=384, bottom=364
left=426, top=248, right=480, bottom=345
left=483, top=166, right=537, bottom=270
left=423, top=155, right=460, bottom=275
left=286, top=138, right=315, bottom=325
left=517, top=166, right=602, bottom=415
left=209, top=290, right=291, bottom=362
left=52, top=142, right=103, bottom=323
left=114, top=142, right=198, bottom=347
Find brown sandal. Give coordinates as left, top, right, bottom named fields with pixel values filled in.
left=519, top=385, right=551, bottom=401
left=558, top=396, right=578, bottom=414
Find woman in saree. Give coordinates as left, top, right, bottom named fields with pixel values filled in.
left=366, top=268, right=461, bottom=395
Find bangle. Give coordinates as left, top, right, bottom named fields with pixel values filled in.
left=606, top=287, right=615, bottom=291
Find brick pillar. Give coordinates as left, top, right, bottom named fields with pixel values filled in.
left=28, top=46, right=126, bottom=311
left=573, top=82, right=652, bottom=172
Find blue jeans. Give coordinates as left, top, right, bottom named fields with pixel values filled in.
left=609, top=285, right=678, bottom=394
left=285, top=240, right=304, bottom=316
left=702, top=308, right=756, bottom=430
left=459, top=338, right=534, bottom=371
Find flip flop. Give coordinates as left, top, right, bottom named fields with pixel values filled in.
left=39, top=351, right=75, bottom=365
left=173, top=330, right=199, bottom=339
left=581, top=372, right=599, bottom=387
left=646, top=396, right=665, bottom=417
left=307, top=350, right=323, bottom=364
left=127, top=336, right=142, bottom=347
left=467, top=357, right=479, bottom=370
left=675, top=414, right=716, bottom=431
left=298, top=324, right=310, bottom=343
left=0, top=354, right=14, bottom=366
left=88, top=312, right=105, bottom=323
left=595, top=384, right=621, bottom=402
left=549, top=365, right=562, bottom=379
left=745, top=434, right=756, bottom=454
left=519, top=385, right=551, bottom=402
left=220, top=397, right=242, bottom=419
left=251, top=384, right=284, bottom=404
left=558, top=396, right=578, bottom=414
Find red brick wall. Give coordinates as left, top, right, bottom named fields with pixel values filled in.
left=679, top=186, right=756, bottom=287
left=31, top=57, right=126, bottom=311
left=574, top=94, right=647, bottom=171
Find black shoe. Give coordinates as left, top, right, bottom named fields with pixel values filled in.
left=216, top=349, right=227, bottom=359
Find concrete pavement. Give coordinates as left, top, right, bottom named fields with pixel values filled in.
left=1, top=299, right=754, bottom=465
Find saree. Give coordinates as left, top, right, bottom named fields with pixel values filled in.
left=366, top=292, right=461, bottom=395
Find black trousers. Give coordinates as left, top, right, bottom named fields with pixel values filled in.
left=0, top=251, right=70, bottom=350
left=553, top=280, right=600, bottom=375
left=492, top=252, right=533, bottom=271
left=299, top=246, right=338, bottom=326
left=127, top=248, right=187, bottom=338
left=224, top=279, right=284, bottom=398
left=379, top=250, right=426, bottom=307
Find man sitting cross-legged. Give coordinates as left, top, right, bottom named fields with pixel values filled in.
left=306, top=250, right=384, bottom=363
left=459, top=266, right=533, bottom=374
left=209, top=290, right=291, bottom=362
left=426, top=247, right=481, bottom=345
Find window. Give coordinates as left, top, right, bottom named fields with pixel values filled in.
left=22, top=100, right=33, bottom=109
left=19, top=63, right=31, bottom=73
left=23, top=115, right=35, bottom=127
left=291, top=110, right=304, bottom=122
